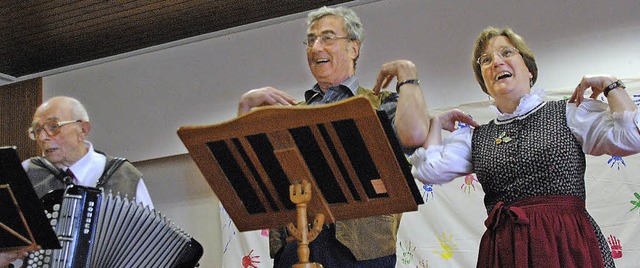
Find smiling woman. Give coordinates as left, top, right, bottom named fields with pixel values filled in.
left=472, top=27, right=538, bottom=98
left=404, top=26, right=640, bottom=268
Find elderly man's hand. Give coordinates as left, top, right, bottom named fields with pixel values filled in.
left=0, top=251, right=28, bottom=267
left=237, top=87, right=298, bottom=116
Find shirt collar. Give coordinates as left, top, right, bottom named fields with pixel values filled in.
left=66, top=141, right=102, bottom=185
left=304, top=76, right=360, bottom=102
left=491, top=87, right=546, bottom=122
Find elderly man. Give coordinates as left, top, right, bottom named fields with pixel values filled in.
left=1, top=96, right=154, bottom=267
left=237, top=6, right=430, bottom=268
left=23, top=96, right=153, bottom=206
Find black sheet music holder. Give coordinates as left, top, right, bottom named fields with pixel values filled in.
left=0, top=146, right=60, bottom=252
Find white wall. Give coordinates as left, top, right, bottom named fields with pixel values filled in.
left=35, top=0, right=640, bottom=266
left=40, top=0, right=640, bottom=162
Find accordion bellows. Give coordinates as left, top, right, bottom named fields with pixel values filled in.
left=23, top=185, right=202, bottom=268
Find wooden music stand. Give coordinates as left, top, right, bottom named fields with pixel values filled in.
left=177, top=97, right=423, bottom=267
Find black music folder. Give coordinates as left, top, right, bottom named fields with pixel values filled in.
left=178, top=97, right=423, bottom=232
left=0, top=146, right=59, bottom=251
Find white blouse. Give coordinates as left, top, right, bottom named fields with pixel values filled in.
left=409, top=87, right=640, bottom=184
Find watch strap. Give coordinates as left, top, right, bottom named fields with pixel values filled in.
left=603, top=80, right=625, bottom=97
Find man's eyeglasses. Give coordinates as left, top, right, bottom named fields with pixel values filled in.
left=303, top=33, right=349, bottom=48
left=28, top=119, right=82, bottom=140
left=476, top=46, right=520, bottom=67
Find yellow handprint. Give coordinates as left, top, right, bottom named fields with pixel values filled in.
left=433, top=232, right=457, bottom=260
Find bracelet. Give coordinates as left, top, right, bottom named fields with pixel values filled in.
left=396, top=79, right=420, bottom=92
left=603, top=80, right=625, bottom=97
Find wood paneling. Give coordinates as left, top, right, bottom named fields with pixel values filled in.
left=0, top=78, right=42, bottom=161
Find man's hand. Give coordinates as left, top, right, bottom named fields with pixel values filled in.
left=237, top=87, right=298, bottom=116
left=0, top=251, right=28, bottom=267
left=569, top=74, right=618, bottom=106
left=373, top=60, right=418, bottom=94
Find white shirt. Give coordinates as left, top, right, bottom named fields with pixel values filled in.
left=409, top=88, right=640, bottom=184
left=22, top=141, right=154, bottom=209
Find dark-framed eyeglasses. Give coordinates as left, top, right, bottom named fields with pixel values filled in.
left=303, top=33, right=349, bottom=48
left=477, top=46, right=520, bottom=67
left=28, top=119, right=82, bottom=140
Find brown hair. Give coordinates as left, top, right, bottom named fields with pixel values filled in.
left=472, top=26, right=538, bottom=94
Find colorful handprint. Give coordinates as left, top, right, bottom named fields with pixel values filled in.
left=461, top=174, right=479, bottom=193
left=630, top=192, right=640, bottom=213
left=433, top=232, right=457, bottom=260
left=399, top=240, right=416, bottom=265
left=241, top=249, right=260, bottom=268
left=607, top=235, right=623, bottom=259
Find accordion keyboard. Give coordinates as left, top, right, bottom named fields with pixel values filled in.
left=22, top=185, right=202, bottom=268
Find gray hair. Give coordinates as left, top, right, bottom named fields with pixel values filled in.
left=307, top=6, right=365, bottom=43
left=307, top=6, right=364, bottom=68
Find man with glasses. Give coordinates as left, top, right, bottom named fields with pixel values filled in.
left=3, top=96, right=154, bottom=267
left=22, top=96, right=153, bottom=207
left=236, top=6, right=430, bottom=268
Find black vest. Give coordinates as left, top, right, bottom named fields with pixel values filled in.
left=471, top=100, right=586, bottom=213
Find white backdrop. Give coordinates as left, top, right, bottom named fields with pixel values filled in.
left=37, top=0, right=640, bottom=163
left=219, top=77, right=640, bottom=268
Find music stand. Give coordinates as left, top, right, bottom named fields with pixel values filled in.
left=177, top=97, right=423, bottom=266
left=0, top=146, right=60, bottom=252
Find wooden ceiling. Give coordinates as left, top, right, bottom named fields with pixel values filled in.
left=0, top=0, right=353, bottom=78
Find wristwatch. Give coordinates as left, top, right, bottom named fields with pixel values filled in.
left=603, top=80, right=625, bottom=97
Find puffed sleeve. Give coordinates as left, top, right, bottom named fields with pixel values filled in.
left=408, top=127, right=474, bottom=184
left=567, top=99, right=640, bottom=156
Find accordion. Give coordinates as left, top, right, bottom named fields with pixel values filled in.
left=22, top=185, right=203, bottom=268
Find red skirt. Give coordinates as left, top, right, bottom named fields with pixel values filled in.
left=477, top=195, right=604, bottom=268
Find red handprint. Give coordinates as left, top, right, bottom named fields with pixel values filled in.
left=242, top=249, right=260, bottom=268
left=607, top=235, right=623, bottom=259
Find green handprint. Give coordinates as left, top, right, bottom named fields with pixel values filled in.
left=399, top=240, right=416, bottom=265
left=630, top=192, right=640, bottom=212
